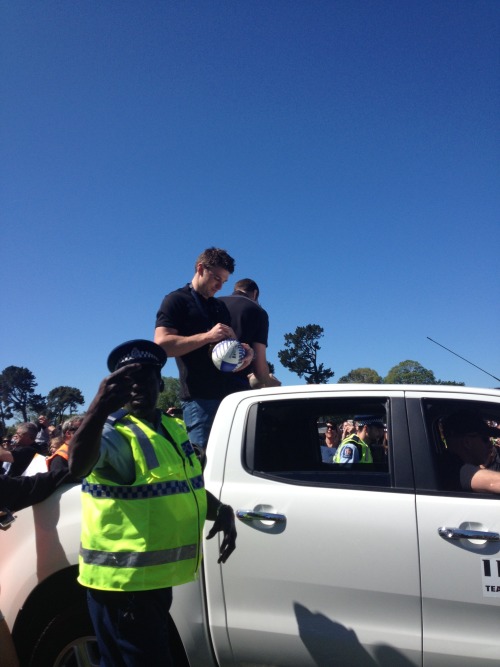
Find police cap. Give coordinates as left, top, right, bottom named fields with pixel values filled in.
left=107, top=339, right=167, bottom=372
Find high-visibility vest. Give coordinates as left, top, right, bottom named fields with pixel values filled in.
left=78, top=411, right=207, bottom=592
left=46, top=442, right=69, bottom=469
left=333, top=434, right=373, bottom=464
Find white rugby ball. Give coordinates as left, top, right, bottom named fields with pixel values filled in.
left=212, top=339, right=246, bottom=373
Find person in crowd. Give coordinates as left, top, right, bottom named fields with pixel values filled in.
left=333, top=416, right=385, bottom=464
left=371, top=423, right=388, bottom=463
left=341, top=419, right=355, bottom=440
left=46, top=416, right=84, bottom=476
left=154, top=247, right=252, bottom=449
left=0, top=423, right=38, bottom=476
left=68, top=339, right=237, bottom=667
left=48, top=434, right=64, bottom=456
left=34, top=415, right=51, bottom=455
left=440, top=410, right=500, bottom=493
left=1, top=438, right=11, bottom=475
left=219, top=278, right=281, bottom=390
left=321, top=422, right=340, bottom=463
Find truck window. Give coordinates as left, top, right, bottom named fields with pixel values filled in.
left=421, top=398, right=500, bottom=494
left=244, top=397, right=392, bottom=488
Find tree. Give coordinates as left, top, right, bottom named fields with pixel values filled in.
left=337, top=367, right=383, bottom=384
left=0, top=394, right=13, bottom=435
left=46, top=386, right=85, bottom=423
left=434, top=379, right=465, bottom=386
left=384, top=360, right=436, bottom=384
left=27, top=393, right=48, bottom=421
left=157, top=377, right=181, bottom=412
left=278, top=324, right=334, bottom=384
left=0, top=366, right=38, bottom=422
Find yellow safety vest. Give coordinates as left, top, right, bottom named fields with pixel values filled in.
left=333, top=435, right=373, bottom=464
left=79, top=412, right=207, bottom=592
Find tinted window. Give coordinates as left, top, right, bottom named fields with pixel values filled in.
left=244, top=397, right=392, bottom=487
left=422, top=398, right=500, bottom=493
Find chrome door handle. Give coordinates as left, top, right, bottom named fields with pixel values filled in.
left=236, top=510, right=286, bottom=523
left=438, top=527, right=500, bottom=542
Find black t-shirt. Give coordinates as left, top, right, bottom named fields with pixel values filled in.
left=218, top=294, right=269, bottom=346
left=156, top=284, right=246, bottom=400
left=218, top=293, right=269, bottom=381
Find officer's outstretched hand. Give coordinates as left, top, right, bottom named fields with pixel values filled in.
left=206, top=504, right=237, bottom=564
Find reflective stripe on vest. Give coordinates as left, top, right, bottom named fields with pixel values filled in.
left=81, top=475, right=204, bottom=499
left=79, top=413, right=207, bottom=592
left=80, top=543, right=197, bottom=568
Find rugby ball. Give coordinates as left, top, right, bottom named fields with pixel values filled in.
left=212, top=339, right=246, bottom=373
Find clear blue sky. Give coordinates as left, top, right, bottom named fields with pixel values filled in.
left=2, top=0, right=499, bottom=413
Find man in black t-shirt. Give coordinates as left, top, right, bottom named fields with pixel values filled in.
left=154, top=247, right=252, bottom=449
left=219, top=279, right=281, bottom=389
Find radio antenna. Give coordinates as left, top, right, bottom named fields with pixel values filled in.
left=427, top=337, right=500, bottom=383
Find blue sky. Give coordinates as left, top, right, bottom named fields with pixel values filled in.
left=2, top=0, right=499, bottom=412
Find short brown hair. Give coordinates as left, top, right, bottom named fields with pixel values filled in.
left=195, top=247, right=235, bottom=273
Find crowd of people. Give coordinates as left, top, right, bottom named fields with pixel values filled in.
left=0, top=415, right=83, bottom=477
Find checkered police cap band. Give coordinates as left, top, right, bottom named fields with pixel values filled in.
left=355, top=415, right=385, bottom=427
left=107, top=339, right=167, bottom=372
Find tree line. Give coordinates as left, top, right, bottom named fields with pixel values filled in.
left=0, top=366, right=85, bottom=433
left=277, top=324, right=464, bottom=386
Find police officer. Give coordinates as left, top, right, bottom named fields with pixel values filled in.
left=69, top=339, right=236, bottom=667
left=333, top=416, right=385, bottom=464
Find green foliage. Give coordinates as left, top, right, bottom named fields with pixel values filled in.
left=384, top=360, right=436, bottom=384
left=156, top=377, right=181, bottom=412
left=0, top=366, right=86, bottom=433
left=338, top=360, right=465, bottom=386
left=278, top=324, right=334, bottom=385
left=46, top=386, right=85, bottom=423
left=337, top=368, right=383, bottom=384
left=0, top=376, right=14, bottom=434
left=0, top=366, right=38, bottom=422
left=434, top=379, right=465, bottom=386
left=27, top=394, right=48, bottom=421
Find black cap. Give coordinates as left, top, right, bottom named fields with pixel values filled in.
left=354, top=415, right=385, bottom=427
left=107, top=339, right=167, bottom=372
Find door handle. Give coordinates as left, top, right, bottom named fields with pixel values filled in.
left=236, top=509, right=286, bottom=523
left=438, top=527, right=500, bottom=542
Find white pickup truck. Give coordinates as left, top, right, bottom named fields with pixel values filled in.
left=2, top=384, right=500, bottom=667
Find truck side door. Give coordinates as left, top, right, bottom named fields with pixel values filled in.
left=407, top=392, right=500, bottom=667
left=208, top=390, right=422, bottom=667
